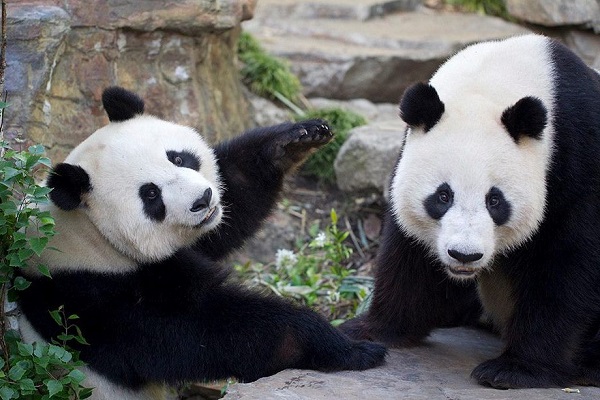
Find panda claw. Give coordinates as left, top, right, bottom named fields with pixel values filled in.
left=271, top=120, right=333, bottom=171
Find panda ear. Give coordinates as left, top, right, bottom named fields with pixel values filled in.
left=47, top=163, right=92, bottom=211
left=501, top=96, right=547, bottom=143
left=399, top=82, right=445, bottom=132
left=102, top=86, right=145, bottom=122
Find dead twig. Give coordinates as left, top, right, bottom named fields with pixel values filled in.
left=344, top=216, right=365, bottom=259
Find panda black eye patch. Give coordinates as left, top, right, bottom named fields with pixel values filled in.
left=166, top=150, right=200, bottom=171
left=486, top=186, right=511, bottom=225
left=139, top=183, right=166, bottom=222
left=424, top=183, right=454, bottom=220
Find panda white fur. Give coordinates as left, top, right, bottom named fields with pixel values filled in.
left=341, top=35, right=600, bottom=388
left=18, top=87, right=386, bottom=400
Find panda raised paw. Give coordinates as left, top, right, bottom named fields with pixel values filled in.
left=269, top=119, right=333, bottom=171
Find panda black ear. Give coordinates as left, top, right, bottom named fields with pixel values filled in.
left=501, top=96, right=547, bottom=143
left=102, top=86, right=145, bottom=122
left=47, top=163, right=92, bottom=211
left=399, top=82, right=445, bottom=132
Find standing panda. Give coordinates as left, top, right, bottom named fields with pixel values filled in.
left=341, top=34, right=600, bottom=389
left=18, top=87, right=386, bottom=400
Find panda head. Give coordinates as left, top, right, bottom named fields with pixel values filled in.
left=391, top=36, right=555, bottom=281
left=47, top=87, right=222, bottom=264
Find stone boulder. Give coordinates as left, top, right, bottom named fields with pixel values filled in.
left=6, top=0, right=257, bottom=161
left=252, top=0, right=421, bottom=22
left=506, top=0, right=600, bottom=29
left=334, top=120, right=405, bottom=194
left=244, top=2, right=530, bottom=103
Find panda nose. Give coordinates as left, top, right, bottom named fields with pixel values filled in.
left=448, top=249, right=483, bottom=263
left=190, top=188, right=212, bottom=212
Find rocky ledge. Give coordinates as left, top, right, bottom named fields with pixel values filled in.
left=225, top=327, right=600, bottom=400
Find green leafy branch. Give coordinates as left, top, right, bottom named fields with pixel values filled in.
left=0, top=141, right=91, bottom=399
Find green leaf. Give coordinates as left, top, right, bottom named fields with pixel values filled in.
left=29, top=236, right=49, bottom=256
left=46, top=380, right=63, bottom=398
left=13, top=276, right=31, bottom=291
left=330, top=209, right=338, bottom=224
left=2, top=167, right=21, bottom=180
left=18, top=248, right=34, bottom=262
left=49, top=310, right=62, bottom=326
left=67, top=369, right=85, bottom=383
left=19, top=378, right=36, bottom=392
left=8, top=364, right=26, bottom=381
left=34, top=342, right=46, bottom=358
left=28, top=144, right=45, bottom=155
left=80, top=388, right=94, bottom=399
left=38, top=157, right=52, bottom=168
left=33, top=186, right=52, bottom=197
left=37, top=264, right=52, bottom=278
left=0, top=387, right=15, bottom=400
left=17, top=341, right=34, bottom=356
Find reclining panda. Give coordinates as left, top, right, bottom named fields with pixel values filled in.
left=341, top=34, right=600, bottom=389
left=18, top=87, right=386, bottom=400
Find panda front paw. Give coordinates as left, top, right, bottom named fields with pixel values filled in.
left=271, top=119, right=333, bottom=171
left=471, top=355, right=570, bottom=389
left=344, top=340, right=387, bottom=370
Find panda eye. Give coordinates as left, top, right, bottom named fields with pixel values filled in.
left=438, top=191, right=450, bottom=203
left=147, top=189, right=158, bottom=200
left=141, top=184, right=160, bottom=200
left=488, top=195, right=500, bottom=208
left=424, top=183, right=453, bottom=220
left=166, top=150, right=201, bottom=171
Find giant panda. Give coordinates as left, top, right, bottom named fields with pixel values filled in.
left=18, top=87, right=387, bottom=400
left=340, top=34, right=600, bottom=389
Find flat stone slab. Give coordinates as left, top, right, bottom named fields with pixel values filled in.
left=244, top=8, right=530, bottom=102
left=224, top=327, right=600, bottom=399
left=252, top=0, right=420, bottom=21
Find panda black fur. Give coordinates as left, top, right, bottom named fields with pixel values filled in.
left=18, top=87, right=386, bottom=400
left=341, top=35, right=600, bottom=388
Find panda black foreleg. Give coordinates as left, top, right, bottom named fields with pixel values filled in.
left=193, top=120, right=332, bottom=261
left=471, top=304, right=582, bottom=388
left=471, top=247, right=597, bottom=388
left=340, top=212, right=481, bottom=346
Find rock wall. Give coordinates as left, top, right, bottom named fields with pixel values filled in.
left=505, top=0, right=600, bottom=69
left=6, top=1, right=257, bottom=161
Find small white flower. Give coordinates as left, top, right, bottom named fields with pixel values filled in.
left=275, top=249, right=298, bottom=269
left=313, top=231, right=328, bottom=248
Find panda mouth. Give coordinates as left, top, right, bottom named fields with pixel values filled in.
left=448, top=265, right=477, bottom=277
left=196, top=206, right=219, bottom=227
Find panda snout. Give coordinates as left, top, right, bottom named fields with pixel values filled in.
left=190, top=188, right=212, bottom=212
left=447, top=249, right=483, bottom=263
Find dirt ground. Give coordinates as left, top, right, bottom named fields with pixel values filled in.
left=232, top=173, right=386, bottom=278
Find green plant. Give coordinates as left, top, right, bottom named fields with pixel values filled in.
left=294, top=107, right=367, bottom=183
left=445, top=0, right=510, bottom=19
left=235, top=209, right=373, bottom=324
left=237, top=31, right=303, bottom=110
left=0, top=140, right=91, bottom=399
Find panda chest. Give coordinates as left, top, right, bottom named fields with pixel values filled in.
left=477, top=268, right=515, bottom=336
